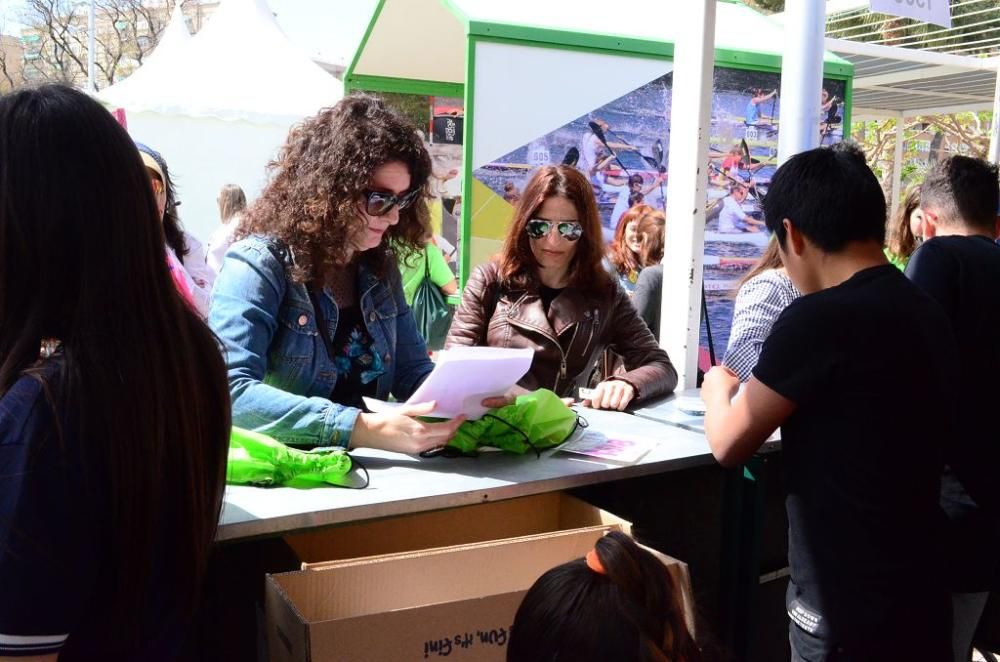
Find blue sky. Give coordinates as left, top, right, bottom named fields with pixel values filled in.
left=0, top=0, right=380, bottom=65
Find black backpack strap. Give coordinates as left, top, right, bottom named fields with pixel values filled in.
left=479, top=263, right=504, bottom=345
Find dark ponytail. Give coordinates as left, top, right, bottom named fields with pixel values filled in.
left=507, top=531, right=701, bottom=662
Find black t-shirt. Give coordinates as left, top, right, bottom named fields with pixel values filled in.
left=539, top=285, right=565, bottom=313
left=753, top=264, right=957, bottom=650
left=906, top=235, right=1000, bottom=590
left=328, top=305, right=382, bottom=409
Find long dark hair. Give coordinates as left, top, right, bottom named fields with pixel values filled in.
left=137, top=141, right=189, bottom=261
left=496, top=165, right=613, bottom=296
left=238, top=92, right=432, bottom=282
left=508, top=531, right=701, bottom=662
left=0, top=85, right=230, bottom=650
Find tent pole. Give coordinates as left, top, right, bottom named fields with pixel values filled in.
left=661, top=0, right=715, bottom=389
left=989, top=67, right=1000, bottom=164
left=891, top=113, right=905, bottom=215
left=778, top=0, right=826, bottom=164
left=88, top=0, right=96, bottom=92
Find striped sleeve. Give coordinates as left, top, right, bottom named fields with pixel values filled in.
left=0, top=633, right=69, bottom=656
left=722, top=271, right=800, bottom=381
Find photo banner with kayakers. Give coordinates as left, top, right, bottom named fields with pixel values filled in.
left=469, top=66, right=847, bottom=360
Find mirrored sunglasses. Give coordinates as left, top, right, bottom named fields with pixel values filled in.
left=364, top=189, right=420, bottom=217
left=525, top=218, right=583, bottom=242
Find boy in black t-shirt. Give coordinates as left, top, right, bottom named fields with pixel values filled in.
left=702, top=142, right=957, bottom=661
left=905, top=155, right=1000, bottom=662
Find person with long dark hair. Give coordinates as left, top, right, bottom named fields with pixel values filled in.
left=136, top=142, right=215, bottom=318
left=209, top=93, right=463, bottom=452
left=507, top=531, right=701, bottom=662
left=0, top=85, right=230, bottom=659
left=446, top=165, right=676, bottom=411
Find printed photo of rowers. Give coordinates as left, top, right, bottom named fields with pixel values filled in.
left=472, top=67, right=847, bottom=363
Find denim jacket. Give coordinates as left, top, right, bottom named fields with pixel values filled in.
left=208, top=235, right=434, bottom=448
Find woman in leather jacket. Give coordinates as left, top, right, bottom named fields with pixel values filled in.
left=446, top=165, right=677, bottom=411
left=209, top=94, right=464, bottom=453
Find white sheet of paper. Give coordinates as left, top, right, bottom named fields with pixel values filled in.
left=364, top=346, right=534, bottom=420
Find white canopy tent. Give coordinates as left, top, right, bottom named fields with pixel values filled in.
left=824, top=37, right=1000, bottom=212
left=770, top=3, right=1000, bottom=212
left=98, top=0, right=343, bottom=242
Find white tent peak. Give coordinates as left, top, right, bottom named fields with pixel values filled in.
left=98, top=0, right=342, bottom=124
left=157, top=3, right=192, bottom=52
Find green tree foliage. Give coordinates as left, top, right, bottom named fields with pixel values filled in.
left=852, top=112, right=994, bottom=204
left=745, top=0, right=784, bottom=13
left=826, top=0, right=1000, bottom=56
left=378, top=92, right=432, bottom=135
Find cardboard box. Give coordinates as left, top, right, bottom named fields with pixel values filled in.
left=284, top=492, right=630, bottom=564
left=267, top=495, right=695, bottom=662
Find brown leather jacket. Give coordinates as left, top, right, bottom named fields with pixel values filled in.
left=445, top=262, right=677, bottom=401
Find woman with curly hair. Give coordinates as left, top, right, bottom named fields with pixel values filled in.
left=209, top=94, right=464, bottom=453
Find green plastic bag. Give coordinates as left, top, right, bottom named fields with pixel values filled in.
left=447, top=389, right=583, bottom=455
left=412, top=252, right=454, bottom=351
left=227, top=427, right=365, bottom=488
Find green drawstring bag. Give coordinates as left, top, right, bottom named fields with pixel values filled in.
left=227, top=427, right=368, bottom=488
left=447, top=389, right=585, bottom=456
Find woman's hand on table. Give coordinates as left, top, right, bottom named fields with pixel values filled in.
left=481, top=385, right=574, bottom=409
left=582, top=380, right=635, bottom=411
left=352, top=401, right=466, bottom=455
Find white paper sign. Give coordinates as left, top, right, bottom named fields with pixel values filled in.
left=869, top=0, right=952, bottom=29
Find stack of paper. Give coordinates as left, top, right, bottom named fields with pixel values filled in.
left=363, top=346, right=534, bottom=420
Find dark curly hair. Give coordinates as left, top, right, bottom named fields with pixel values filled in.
left=238, top=93, right=432, bottom=282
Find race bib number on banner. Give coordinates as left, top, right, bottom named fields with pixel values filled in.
left=870, top=0, right=952, bottom=29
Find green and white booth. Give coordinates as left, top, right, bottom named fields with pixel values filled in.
left=345, top=0, right=854, bottom=356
